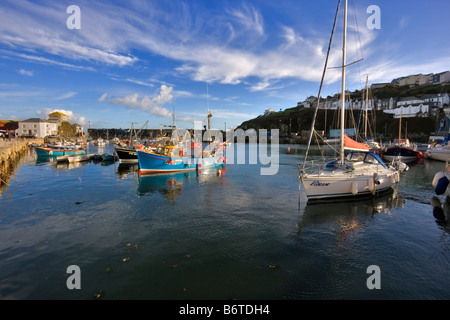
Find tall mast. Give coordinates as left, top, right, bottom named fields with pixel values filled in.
left=340, top=0, right=347, bottom=164
left=207, top=83, right=212, bottom=131
left=365, top=75, right=369, bottom=139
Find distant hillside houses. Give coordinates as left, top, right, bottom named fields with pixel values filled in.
left=264, top=108, right=275, bottom=115
left=299, top=92, right=449, bottom=119
left=391, top=71, right=450, bottom=86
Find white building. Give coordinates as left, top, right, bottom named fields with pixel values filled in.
left=73, top=124, right=84, bottom=136
left=383, top=104, right=429, bottom=118
left=422, top=93, right=449, bottom=108
left=376, top=97, right=396, bottom=110
left=16, top=118, right=59, bottom=138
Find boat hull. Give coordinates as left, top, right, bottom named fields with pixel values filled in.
left=115, top=147, right=138, bottom=163
left=425, top=147, right=450, bottom=162
left=300, top=170, right=399, bottom=200
left=137, top=150, right=225, bottom=174
left=382, top=147, right=422, bottom=163
left=35, top=146, right=86, bottom=157
left=67, top=155, right=90, bottom=163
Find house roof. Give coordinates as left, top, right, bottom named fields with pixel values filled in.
left=21, top=118, right=46, bottom=123
left=48, top=111, right=68, bottom=117
left=421, top=93, right=445, bottom=99
left=398, top=96, right=421, bottom=102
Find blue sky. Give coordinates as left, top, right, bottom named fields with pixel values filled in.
left=1, top=0, right=449, bottom=131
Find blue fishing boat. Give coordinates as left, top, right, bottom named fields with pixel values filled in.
left=137, top=147, right=226, bottom=175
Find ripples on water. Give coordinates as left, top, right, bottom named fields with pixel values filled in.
left=0, top=144, right=449, bottom=300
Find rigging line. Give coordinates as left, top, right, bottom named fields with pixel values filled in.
left=303, top=0, right=341, bottom=169
left=327, top=58, right=364, bottom=69
left=350, top=0, right=366, bottom=89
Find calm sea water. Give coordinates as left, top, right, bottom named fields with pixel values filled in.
left=1, top=143, right=449, bottom=300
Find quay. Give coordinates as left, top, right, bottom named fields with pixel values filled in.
left=0, top=138, right=43, bottom=186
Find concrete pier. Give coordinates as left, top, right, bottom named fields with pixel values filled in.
left=0, top=138, right=43, bottom=186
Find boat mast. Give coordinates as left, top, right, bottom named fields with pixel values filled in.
left=365, top=75, right=369, bottom=139
left=340, top=0, right=348, bottom=164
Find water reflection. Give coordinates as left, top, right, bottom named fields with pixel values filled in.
left=137, top=166, right=227, bottom=201
left=297, top=189, right=405, bottom=237
left=116, top=163, right=139, bottom=179
left=431, top=195, right=450, bottom=234
left=54, top=161, right=90, bottom=170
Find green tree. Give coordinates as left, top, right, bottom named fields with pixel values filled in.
left=58, top=121, right=76, bottom=137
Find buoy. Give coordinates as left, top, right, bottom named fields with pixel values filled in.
left=432, top=171, right=449, bottom=195
left=287, top=147, right=290, bottom=152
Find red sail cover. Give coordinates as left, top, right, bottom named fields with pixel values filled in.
left=344, top=134, right=369, bottom=151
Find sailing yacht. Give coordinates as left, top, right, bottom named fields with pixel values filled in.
left=298, top=0, right=399, bottom=201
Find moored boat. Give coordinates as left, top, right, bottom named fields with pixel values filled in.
left=114, top=146, right=138, bottom=163
left=101, top=153, right=116, bottom=161
left=298, top=0, right=399, bottom=202
left=35, top=145, right=86, bottom=157
left=67, top=154, right=90, bottom=163
left=425, top=135, right=450, bottom=162
left=137, top=147, right=226, bottom=175
left=381, top=138, right=423, bottom=163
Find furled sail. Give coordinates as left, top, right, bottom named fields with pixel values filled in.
left=344, top=134, right=369, bottom=151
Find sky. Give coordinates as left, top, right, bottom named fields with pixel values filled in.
left=0, top=0, right=449, bottom=131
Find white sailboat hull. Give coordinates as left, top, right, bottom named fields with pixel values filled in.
left=300, top=163, right=399, bottom=200
left=425, top=146, right=450, bottom=162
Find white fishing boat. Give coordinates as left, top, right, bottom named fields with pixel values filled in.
left=67, top=154, right=90, bottom=163
left=298, top=0, right=399, bottom=202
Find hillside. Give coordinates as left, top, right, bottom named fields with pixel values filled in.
left=237, top=83, right=450, bottom=143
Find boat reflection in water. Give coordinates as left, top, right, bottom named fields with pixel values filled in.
left=116, top=163, right=139, bottom=180
left=54, top=161, right=90, bottom=171
left=297, top=188, right=405, bottom=239
left=431, top=195, right=450, bottom=234
left=137, top=165, right=227, bottom=201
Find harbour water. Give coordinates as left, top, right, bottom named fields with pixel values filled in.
left=0, top=143, right=449, bottom=300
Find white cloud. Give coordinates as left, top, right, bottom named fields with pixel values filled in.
left=13, top=52, right=96, bottom=72
left=98, top=93, right=108, bottom=102
left=54, top=91, right=77, bottom=100
left=109, top=85, right=174, bottom=118
left=228, top=4, right=264, bottom=37
left=18, top=69, right=33, bottom=76
left=1, top=0, right=448, bottom=96
left=0, top=2, right=137, bottom=68
left=37, top=108, right=87, bottom=126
